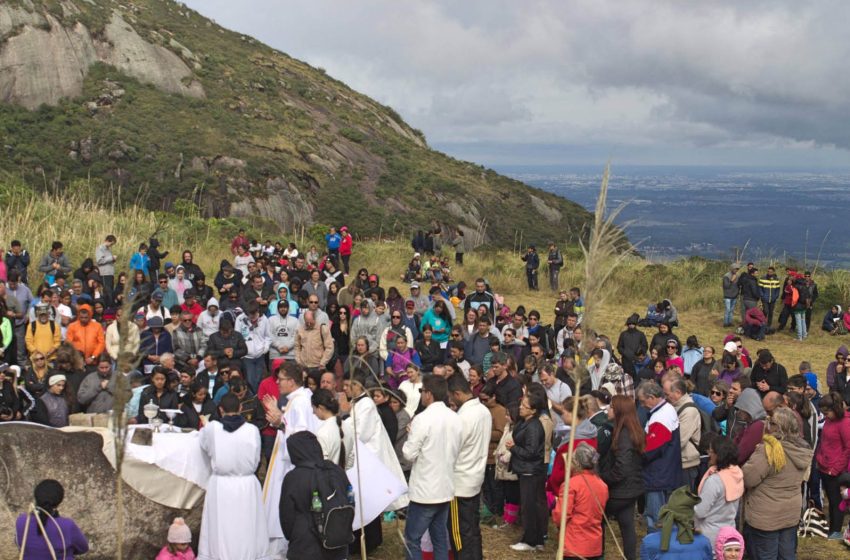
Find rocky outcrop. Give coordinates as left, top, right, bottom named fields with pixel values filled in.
left=229, top=177, right=316, bottom=231
left=0, top=9, right=203, bottom=110
left=0, top=424, right=202, bottom=559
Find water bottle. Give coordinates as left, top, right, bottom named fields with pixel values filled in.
left=311, top=491, right=322, bottom=513
left=346, top=484, right=355, bottom=505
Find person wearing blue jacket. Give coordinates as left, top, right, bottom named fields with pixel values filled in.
left=637, top=380, right=684, bottom=532
left=758, top=266, right=781, bottom=328
left=129, top=243, right=151, bottom=280
left=325, top=226, right=341, bottom=262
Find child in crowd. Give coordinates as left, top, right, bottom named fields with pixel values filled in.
left=156, top=517, right=195, bottom=560
left=714, top=526, right=744, bottom=560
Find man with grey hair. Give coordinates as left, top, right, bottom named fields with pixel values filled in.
left=663, top=376, right=701, bottom=490
left=637, top=380, right=682, bottom=531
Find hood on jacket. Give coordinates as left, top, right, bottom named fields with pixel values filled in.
left=206, top=297, right=219, bottom=310
left=714, top=526, right=745, bottom=560
left=574, top=418, right=598, bottom=440
left=837, top=345, right=849, bottom=359
left=736, top=388, right=766, bottom=421
left=625, top=312, right=640, bottom=326
left=288, top=431, right=324, bottom=468
left=779, top=434, right=815, bottom=472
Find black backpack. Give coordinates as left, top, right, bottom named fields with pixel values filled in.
left=679, top=402, right=719, bottom=455
left=311, top=463, right=355, bottom=550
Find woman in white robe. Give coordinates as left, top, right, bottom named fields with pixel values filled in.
left=198, top=402, right=270, bottom=560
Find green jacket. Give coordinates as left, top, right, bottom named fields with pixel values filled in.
left=659, top=485, right=701, bottom=551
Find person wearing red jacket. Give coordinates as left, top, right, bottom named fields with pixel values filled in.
left=815, top=393, right=850, bottom=539
left=552, top=442, right=609, bottom=560
left=257, top=369, right=280, bottom=462
left=338, top=226, right=353, bottom=275
left=548, top=396, right=598, bottom=494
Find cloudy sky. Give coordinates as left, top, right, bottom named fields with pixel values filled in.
left=183, top=0, right=850, bottom=168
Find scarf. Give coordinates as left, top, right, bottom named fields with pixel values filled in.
left=762, top=434, right=786, bottom=473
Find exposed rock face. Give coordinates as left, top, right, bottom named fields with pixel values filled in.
left=0, top=9, right=203, bottom=110
left=229, top=177, right=316, bottom=231
left=0, top=424, right=202, bottom=560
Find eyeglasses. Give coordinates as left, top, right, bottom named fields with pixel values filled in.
left=667, top=345, right=677, bottom=349
left=710, top=390, right=724, bottom=396
left=34, top=357, right=46, bottom=361
left=392, top=315, right=401, bottom=319
left=736, top=345, right=743, bottom=349
left=159, top=280, right=168, bottom=283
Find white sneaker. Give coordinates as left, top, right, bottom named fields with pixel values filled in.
left=535, top=545, right=545, bottom=551
left=510, top=542, right=535, bottom=551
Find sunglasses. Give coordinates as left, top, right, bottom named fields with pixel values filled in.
left=392, top=315, right=401, bottom=319
left=308, top=300, right=319, bottom=304
left=711, top=390, right=724, bottom=396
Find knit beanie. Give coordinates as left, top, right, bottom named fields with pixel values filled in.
left=168, top=517, right=192, bottom=544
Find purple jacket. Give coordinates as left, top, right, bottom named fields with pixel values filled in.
left=16, top=514, right=88, bottom=560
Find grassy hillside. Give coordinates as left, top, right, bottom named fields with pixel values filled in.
left=0, top=0, right=595, bottom=247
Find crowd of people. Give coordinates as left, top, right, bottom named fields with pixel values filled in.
left=4, top=227, right=850, bottom=560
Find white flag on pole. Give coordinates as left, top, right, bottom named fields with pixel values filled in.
left=346, top=440, right=408, bottom=530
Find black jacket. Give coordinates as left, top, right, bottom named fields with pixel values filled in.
left=195, top=369, right=226, bottom=397
left=750, top=362, right=788, bottom=396
left=280, top=432, right=349, bottom=560
left=617, top=328, right=648, bottom=375
left=206, top=330, right=248, bottom=360
left=650, top=331, right=680, bottom=354
left=415, top=338, right=443, bottom=373
left=495, top=375, right=522, bottom=410
left=509, top=416, right=546, bottom=475
left=148, top=239, right=168, bottom=275
left=376, top=401, right=398, bottom=445
left=135, top=387, right=179, bottom=423
left=690, top=359, right=718, bottom=397
left=5, top=250, right=30, bottom=284
left=599, top=429, right=645, bottom=500
left=176, top=398, right=218, bottom=430
left=738, top=273, right=760, bottom=301
left=835, top=373, right=850, bottom=408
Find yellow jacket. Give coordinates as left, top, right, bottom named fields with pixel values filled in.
left=25, top=320, right=61, bottom=357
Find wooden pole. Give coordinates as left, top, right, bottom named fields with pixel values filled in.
left=554, top=383, right=582, bottom=559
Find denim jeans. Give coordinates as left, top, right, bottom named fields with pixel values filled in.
left=723, top=298, right=736, bottom=326
left=405, top=501, right=450, bottom=560
left=644, top=490, right=671, bottom=532
left=794, top=310, right=807, bottom=340
left=242, top=356, right=267, bottom=393
left=744, top=523, right=797, bottom=560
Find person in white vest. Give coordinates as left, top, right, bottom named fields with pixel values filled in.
left=198, top=392, right=271, bottom=560
left=403, top=376, right=463, bottom=560
left=447, top=373, right=493, bottom=560
left=261, top=362, right=318, bottom=558
left=344, top=371, right=409, bottom=553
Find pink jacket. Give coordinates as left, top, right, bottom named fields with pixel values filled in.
left=156, top=546, right=196, bottom=560
left=816, top=411, right=850, bottom=476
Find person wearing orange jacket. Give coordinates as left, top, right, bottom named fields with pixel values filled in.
left=65, top=304, right=105, bottom=366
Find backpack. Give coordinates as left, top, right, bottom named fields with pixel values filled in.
left=30, top=320, right=56, bottom=336
left=310, top=464, right=355, bottom=550
left=790, top=287, right=800, bottom=307
left=796, top=282, right=811, bottom=307
left=679, top=402, right=718, bottom=455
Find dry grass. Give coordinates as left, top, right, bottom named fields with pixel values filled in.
left=5, top=189, right=848, bottom=558
left=372, top=518, right=847, bottom=560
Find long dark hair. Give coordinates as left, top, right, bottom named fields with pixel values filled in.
left=610, top=395, right=645, bottom=453
left=34, top=479, right=64, bottom=536
left=311, top=388, right=346, bottom=468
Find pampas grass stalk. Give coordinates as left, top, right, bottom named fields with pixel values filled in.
left=556, top=163, right=631, bottom=560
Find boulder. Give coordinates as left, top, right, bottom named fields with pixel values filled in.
left=0, top=424, right=202, bottom=559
